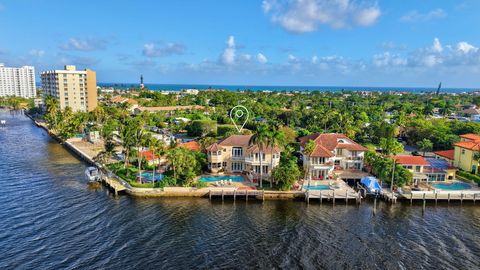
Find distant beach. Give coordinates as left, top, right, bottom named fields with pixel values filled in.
left=96, top=82, right=479, bottom=93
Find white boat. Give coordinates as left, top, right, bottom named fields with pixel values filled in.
left=85, top=167, right=101, bottom=182
left=0, top=120, right=5, bottom=127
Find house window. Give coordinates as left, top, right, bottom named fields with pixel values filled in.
left=337, top=149, right=343, bottom=155
left=232, top=147, right=243, bottom=157
left=222, top=162, right=227, bottom=167
left=415, top=166, right=421, bottom=172
left=231, top=162, right=243, bottom=171
left=462, top=149, right=465, bottom=155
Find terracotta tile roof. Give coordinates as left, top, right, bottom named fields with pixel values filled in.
left=205, top=143, right=223, bottom=152
left=140, top=150, right=159, bottom=161
left=218, top=135, right=252, bottom=146
left=179, top=141, right=201, bottom=151
left=393, top=156, right=429, bottom=166
left=454, top=140, right=480, bottom=151
left=433, top=149, right=455, bottom=160
left=336, top=143, right=368, bottom=151
left=460, top=134, right=480, bottom=141
left=309, top=144, right=334, bottom=157
left=246, top=144, right=281, bottom=154
left=299, top=133, right=366, bottom=152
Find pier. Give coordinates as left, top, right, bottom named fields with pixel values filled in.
left=209, top=189, right=266, bottom=201
left=305, top=190, right=362, bottom=204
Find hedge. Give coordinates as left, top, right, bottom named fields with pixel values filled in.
left=456, top=170, right=480, bottom=184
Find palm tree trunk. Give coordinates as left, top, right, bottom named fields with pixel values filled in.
left=270, top=149, right=274, bottom=188
left=259, top=151, right=263, bottom=188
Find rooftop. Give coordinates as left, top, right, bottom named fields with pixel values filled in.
left=393, top=156, right=429, bottom=166
left=433, top=149, right=455, bottom=160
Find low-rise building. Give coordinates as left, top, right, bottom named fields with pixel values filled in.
left=393, top=156, right=429, bottom=183
left=298, top=133, right=367, bottom=180
left=453, top=134, right=480, bottom=173
left=205, top=135, right=281, bottom=179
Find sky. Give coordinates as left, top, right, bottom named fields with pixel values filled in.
left=1, top=0, right=480, bottom=88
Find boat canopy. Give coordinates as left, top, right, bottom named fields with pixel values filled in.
left=360, top=176, right=382, bottom=194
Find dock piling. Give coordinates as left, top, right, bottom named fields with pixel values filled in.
left=320, top=191, right=322, bottom=204
left=345, top=191, right=348, bottom=205
left=221, top=189, right=224, bottom=201
left=209, top=190, right=212, bottom=201
left=474, top=193, right=476, bottom=204
left=448, top=193, right=451, bottom=204
left=233, top=190, right=236, bottom=201
left=410, top=193, right=413, bottom=205
left=246, top=190, right=248, bottom=202
left=333, top=190, right=335, bottom=205
left=435, top=192, right=438, bottom=205
left=461, top=193, right=464, bottom=205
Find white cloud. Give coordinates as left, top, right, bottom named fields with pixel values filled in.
left=457, top=42, right=478, bottom=54
left=431, top=38, right=443, bottom=53
left=373, top=52, right=407, bottom=67
left=142, top=42, right=185, bottom=57
left=29, top=49, right=45, bottom=57
left=221, top=35, right=236, bottom=65
left=257, top=53, right=268, bottom=64
left=400, top=8, right=446, bottom=23
left=288, top=54, right=297, bottom=61
left=60, top=38, right=108, bottom=51
left=262, top=0, right=381, bottom=33
left=311, top=55, right=318, bottom=64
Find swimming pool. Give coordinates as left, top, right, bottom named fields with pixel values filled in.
left=432, top=182, right=472, bottom=190
left=199, top=175, right=245, bottom=182
left=305, top=185, right=331, bottom=190
left=137, top=172, right=164, bottom=182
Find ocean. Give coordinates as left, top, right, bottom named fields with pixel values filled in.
left=97, top=82, right=478, bottom=93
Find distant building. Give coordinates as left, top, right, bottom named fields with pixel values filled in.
left=0, top=64, right=36, bottom=98
left=41, top=65, right=97, bottom=112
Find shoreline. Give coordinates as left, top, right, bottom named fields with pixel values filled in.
left=25, top=113, right=480, bottom=204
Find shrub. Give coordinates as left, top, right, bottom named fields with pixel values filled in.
left=457, top=170, right=480, bottom=184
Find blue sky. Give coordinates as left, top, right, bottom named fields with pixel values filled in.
left=1, top=0, right=480, bottom=88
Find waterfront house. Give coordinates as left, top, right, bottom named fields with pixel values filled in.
left=179, top=140, right=201, bottom=152
left=298, top=133, right=367, bottom=180
left=205, top=135, right=281, bottom=180
left=453, top=134, right=480, bottom=173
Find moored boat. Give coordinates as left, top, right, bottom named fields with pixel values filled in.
left=85, top=166, right=101, bottom=183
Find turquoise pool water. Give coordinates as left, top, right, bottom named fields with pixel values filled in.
left=199, top=175, right=245, bottom=182
left=432, top=182, right=472, bottom=190
left=137, top=172, right=164, bottom=182
left=305, top=185, right=331, bottom=190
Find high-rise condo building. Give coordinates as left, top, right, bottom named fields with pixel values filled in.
left=41, top=65, right=97, bottom=112
left=0, top=64, right=36, bottom=98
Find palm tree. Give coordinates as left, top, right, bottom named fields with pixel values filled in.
left=133, top=129, right=148, bottom=183
left=267, top=127, right=285, bottom=187
left=416, top=138, right=433, bottom=156
left=249, top=125, right=270, bottom=188
left=147, top=136, right=165, bottom=186
left=303, top=140, right=316, bottom=187
left=120, top=119, right=140, bottom=172
left=45, top=96, right=60, bottom=131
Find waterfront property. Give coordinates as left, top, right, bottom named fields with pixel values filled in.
left=299, top=133, right=367, bottom=180
left=205, top=135, right=281, bottom=180
left=41, top=65, right=97, bottom=112
left=393, top=156, right=430, bottom=183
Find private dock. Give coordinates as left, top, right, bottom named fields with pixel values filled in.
left=402, top=191, right=480, bottom=204
left=305, top=189, right=362, bottom=204
left=208, top=189, right=266, bottom=201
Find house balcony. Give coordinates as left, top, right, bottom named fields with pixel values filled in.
left=208, top=155, right=224, bottom=163
left=344, top=156, right=364, bottom=162
left=245, top=157, right=269, bottom=164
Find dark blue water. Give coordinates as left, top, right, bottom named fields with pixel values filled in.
left=97, top=83, right=478, bottom=93
left=1, top=112, right=480, bottom=269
